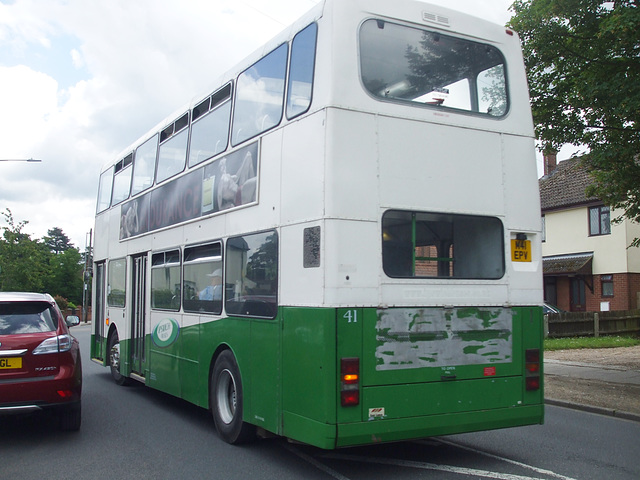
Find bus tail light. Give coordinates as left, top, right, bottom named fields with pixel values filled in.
left=525, top=349, right=540, bottom=391
left=340, top=357, right=360, bottom=407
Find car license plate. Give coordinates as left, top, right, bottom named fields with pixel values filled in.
left=511, top=239, right=532, bottom=262
left=0, top=357, right=22, bottom=369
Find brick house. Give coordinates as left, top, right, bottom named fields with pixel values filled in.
left=539, top=154, right=640, bottom=312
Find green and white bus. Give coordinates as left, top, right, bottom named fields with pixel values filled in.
left=91, top=0, right=544, bottom=449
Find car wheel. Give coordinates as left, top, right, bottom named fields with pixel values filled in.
left=211, top=350, right=255, bottom=444
left=108, top=331, right=131, bottom=386
left=59, top=402, right=81, bottom=431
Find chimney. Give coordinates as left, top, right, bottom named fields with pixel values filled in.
left=543, top=151, right=557, bottom=176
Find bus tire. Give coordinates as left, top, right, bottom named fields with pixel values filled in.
left=211, top=350, right=255, bottom=444
left=107, top=331, right=131, bottom=386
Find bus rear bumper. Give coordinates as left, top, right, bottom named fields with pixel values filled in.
left=335, top=404, right=544, bottom=448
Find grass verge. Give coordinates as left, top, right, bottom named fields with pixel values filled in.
left=544, top=335, right=640, bottom=351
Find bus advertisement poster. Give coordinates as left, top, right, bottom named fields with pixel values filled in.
left=119, top=142, right=258, bottom=240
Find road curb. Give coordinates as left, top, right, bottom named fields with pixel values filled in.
left=546, top=398, right=640, bottom=423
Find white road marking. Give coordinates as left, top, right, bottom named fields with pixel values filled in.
left=322, top=453, right=554, bottom=480
left=285, top=436, right=579, bottom=480
left=434, top=438, right=579, bottom=480
left=284, top=444, right=352, bottom=480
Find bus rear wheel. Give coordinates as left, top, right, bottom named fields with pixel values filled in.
left=211, top=350, right=255, bottom=444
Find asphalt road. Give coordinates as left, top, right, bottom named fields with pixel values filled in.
left=1, top=324, right=639, bottom=480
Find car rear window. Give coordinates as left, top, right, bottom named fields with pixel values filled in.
left=0, top=302, right=58, bottom=334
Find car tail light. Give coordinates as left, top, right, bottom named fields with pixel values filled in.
left=525, top=348, right=540, bottom=391
left=340, top=357, right=359, bottom=406
left=33, top=334, right=73, bottom=355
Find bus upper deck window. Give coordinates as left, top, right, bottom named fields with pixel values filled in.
left=359, top=19, right=508, bottom=117
left=111, top=160, right=132, bottom=206
left=97, top=168, right=114, bottom=213
left=286, top=23, right=318, bottom=120
left=188, top=84, right=232, bottom=168
left=131, top=135, right=158, bottom=196
left=232, top=44, right=288, bottom=146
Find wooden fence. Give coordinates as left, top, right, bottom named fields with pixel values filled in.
left=545, top=310, right=640, bottom=338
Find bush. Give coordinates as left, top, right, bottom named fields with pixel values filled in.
left=54, top=295, right=69, bottom=311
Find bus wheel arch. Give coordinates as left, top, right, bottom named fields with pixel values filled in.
left=107, top=326, right=131, bottom=386
left=210, top=348, right=255, bottom=444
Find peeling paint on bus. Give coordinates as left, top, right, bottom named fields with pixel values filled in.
left=375, top=307, right=513, bottom=370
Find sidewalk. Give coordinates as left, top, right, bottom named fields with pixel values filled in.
left=545, top=359, right=640, bottom=386
left=544, top=347, right=640, bottom=422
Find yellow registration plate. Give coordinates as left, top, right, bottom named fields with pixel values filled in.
left=511, top=239, right=532, bottom=262
left=0, top=357, right=22, bottom=369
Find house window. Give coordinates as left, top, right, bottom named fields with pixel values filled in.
left=589, top=206, right=610, bottom=236
left=601, top=274, right=614, bottom=297
left=541, top=215, right=546, bottom=242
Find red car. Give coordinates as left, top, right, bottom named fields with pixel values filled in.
left=0, top=292, right=82, bottom=430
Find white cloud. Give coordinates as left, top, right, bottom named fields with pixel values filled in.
left=0, top=65, right=58, bottom=158
left=70, top=48, right=83, bottom=69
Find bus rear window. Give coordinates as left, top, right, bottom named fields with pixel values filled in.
left=360, top=19, right=508, bottom=116
left=382, top=210, right=504, bottom=279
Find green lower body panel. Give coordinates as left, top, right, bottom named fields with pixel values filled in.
left=362, top=376, right=538, bottom=419
left=336, top=404, right=544, bottom=448
left=284, top=374, right=543, bottom=449
left=283, top=411, right=338, bottom=450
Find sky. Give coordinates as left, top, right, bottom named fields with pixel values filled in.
left=0, top=0, right=536, bottom=250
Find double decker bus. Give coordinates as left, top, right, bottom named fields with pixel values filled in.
left=91, top=0, right=544, bottom=449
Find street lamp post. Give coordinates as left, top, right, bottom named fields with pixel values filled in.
left=0, top=159, right=42, bottom=162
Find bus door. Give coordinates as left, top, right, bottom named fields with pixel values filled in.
left=92, top=261, right=106, bottom=361
left=130, top=253, right=147, bottom=377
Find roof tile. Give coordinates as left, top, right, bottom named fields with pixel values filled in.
left=539, top=157, right=600, bottom=211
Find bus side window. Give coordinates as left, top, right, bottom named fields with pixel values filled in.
left=286, top=22, right=318, bottom=120
left=183, top=243, right=223, bottom=314
left=225, top=231, right=278, bottom=318
left=151, top=250, right=181, bottom=311
left=156, top=128, right=188, bottom=184
left=188, top=85, right=232, bottom=168
left=97, top=168, right=114, bottom=213
left=111, top=157, right=133, bottom=206
left=107, top=258, right=126, bottom=307
left=232, top=44, right=288, bottom=146
left=131, top=135, right=158, bottom=196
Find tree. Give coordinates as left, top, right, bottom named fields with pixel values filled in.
left=44, top=247, right=83, bottom=304
left=508, top=0, right=640, bottom=243
left=44, top=227, right=74, bottom=254
left=0, top=209, right=49, bottom=292
left=0, top=210, right=84, bottom=303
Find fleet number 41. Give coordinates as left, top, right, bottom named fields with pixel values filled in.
left=343, top=310, right=358, bottom=323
